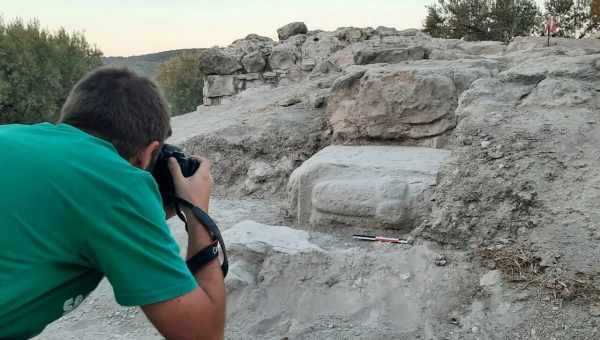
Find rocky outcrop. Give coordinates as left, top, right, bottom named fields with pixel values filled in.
left=288, top=146, right=450, bottom=230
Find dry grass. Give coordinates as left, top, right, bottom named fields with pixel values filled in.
left=479, top=242, right=600, bottom=304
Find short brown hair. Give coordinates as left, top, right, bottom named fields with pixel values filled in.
left=59, top=67, right=171, bottom=159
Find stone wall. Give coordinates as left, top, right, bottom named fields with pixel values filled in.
left=197, top=23, right=441, bottom=107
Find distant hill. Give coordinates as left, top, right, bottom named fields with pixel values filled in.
left=102, top=48, right=204, bottom=79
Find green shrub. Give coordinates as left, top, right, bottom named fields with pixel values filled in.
left=0, top=18, right=102, bottom=124
left=545, top=0, right=600, bottom=38
left=156, top=53, right=204, bottom=116
left=424, top=0, right=542, bottom=42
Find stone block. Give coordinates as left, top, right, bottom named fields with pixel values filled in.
left=269, top=43, right=299, bottom=70
left=198, top=48, right=243, bottom=75
left=300, top=58, right=316, bottom=71
left=205, top=75, right=236, bottom=98
left=327, top=60, right=498, bottom=143
left=287, top=146, right=451, bottom=230
left=223, top=220, right=322, bottom=255
left=353, top=46, right=428, bottom=65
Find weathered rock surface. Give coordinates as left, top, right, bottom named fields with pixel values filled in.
left=277, top=22, right=308, bottom=41
left=224, top=220, right=322, bottom=255
left=506, top=36, right=600, bottom=53
left=335, top=26, right=375, bottom=43
left=423, top=44, right=600, bottom=276
left=327, top=59, right=499, bottom=146
left=303, top=31, right=351, bottom=64
left=241, top=51, right=267, bottom=73
left=353, top=45, right=428, bottom=64
left=229, top=34, right=274, bottom=55
left=288, top=146, right=450, bottom=230
left=204, top=75, right=237, bottom=97
left=197, top=48, right=243, bottom=75
left=269, top=40, right=301, bottom=70
left=203, top=73, right=265, bottom=105
left=171, top=75, right=339, bottom=198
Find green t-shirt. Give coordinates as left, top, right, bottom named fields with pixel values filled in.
left=0, top=123, right=197, bottom=339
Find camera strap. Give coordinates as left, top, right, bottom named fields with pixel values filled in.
left=173, top=197, right=228, bottom=278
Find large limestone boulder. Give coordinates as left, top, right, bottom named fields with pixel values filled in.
left=197, top=48, right=243, bottom=75
left=277, top=22, right=308, bottom=41
left=327, top=60, right=499, bottom=146
left=287, top=146, right=451, bottom=231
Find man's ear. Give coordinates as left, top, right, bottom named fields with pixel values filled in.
left=131, top=141, right=161, bottom=170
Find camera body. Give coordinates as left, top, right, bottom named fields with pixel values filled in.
left=151, top=144, right=228, bottom=277
left=151, top=144, right=200, bottom=207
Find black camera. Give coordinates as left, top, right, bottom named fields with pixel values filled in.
left=151, top=144, right=200, bottom=207
left=151, top=144, right=229, bottom=277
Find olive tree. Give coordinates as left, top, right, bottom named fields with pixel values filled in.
left=156, top=53, right=204, bottom=116
left=424, top=0, right=542, bottom=42
left=0, top=18, right=102, bottom=124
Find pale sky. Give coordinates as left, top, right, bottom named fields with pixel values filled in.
left=1, top=0, right=431, bottom=57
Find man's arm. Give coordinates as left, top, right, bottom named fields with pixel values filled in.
left=142, top=157, right=225, bottom=340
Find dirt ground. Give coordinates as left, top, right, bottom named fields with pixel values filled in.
left=36, top=199, right=600, bottom=340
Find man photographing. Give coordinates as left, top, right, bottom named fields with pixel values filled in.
left=0, top=67, right=226, bottom=339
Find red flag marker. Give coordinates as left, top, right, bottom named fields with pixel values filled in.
left=545, top=16, right=560, bottom=47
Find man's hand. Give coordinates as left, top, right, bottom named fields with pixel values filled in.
left=168, top=156, right=213, bottom=212
left=143, top=156, right=225, bottom=340
left=168, top=156, right=215, bottom=251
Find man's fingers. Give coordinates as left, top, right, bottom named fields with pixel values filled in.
left=191, top=156, right=212, bottom=172
left=168, top=158, right=185, bottom=182
left=191, top=156, right=210, bottom=165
